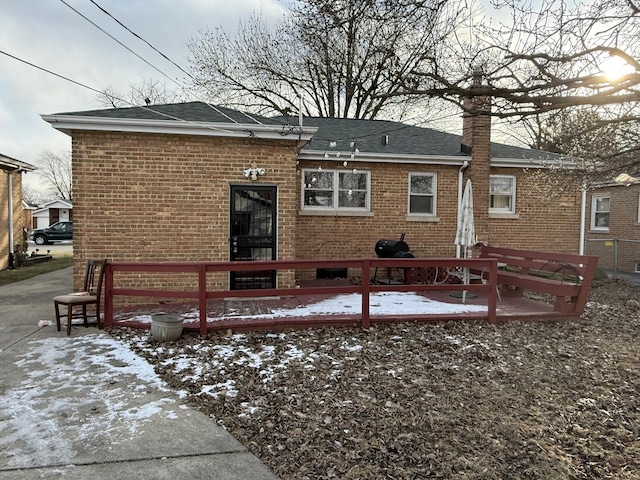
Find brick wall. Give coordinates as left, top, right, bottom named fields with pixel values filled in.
left=295, top=162, right=582, bottom=266
left=296, top=162, right=460, bottom=261
left=70, top=129, right=582, bottom=293
left=0, top=170, right=24, bottom=270
left=585, top=185, right=640, bottom=272
left=71, top=131, right=299, bottom=292
left=488, top=167, right=581, bottom=252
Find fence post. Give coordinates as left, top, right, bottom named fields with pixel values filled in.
left=198, top=264, right=207, bottom=336
left=362, top=259, right=371, bottom=328
left=613, top=238, right=619, bottom=279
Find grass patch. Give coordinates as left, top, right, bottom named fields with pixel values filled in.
left=0, top=256, right=74, bottom=286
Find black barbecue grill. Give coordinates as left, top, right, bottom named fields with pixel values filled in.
left=374, top=234, right=414, bottom=259
left=373, top=234, right=414, bottom=284
left=374, top=238, right=414, bottom=258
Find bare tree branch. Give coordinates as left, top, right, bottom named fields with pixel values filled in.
left=36, top=150, right=73, bottom=201
left=187, top=0, right=464, bottom=119
left=96, top=78, right=187, bottom=108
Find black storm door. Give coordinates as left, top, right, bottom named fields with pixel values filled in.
left=229, top=186, right=277, bottom=289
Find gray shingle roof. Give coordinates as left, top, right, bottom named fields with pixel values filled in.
left=278, top=116, right=551, bottom=160
left=57, top=101, right=279, bottom=126
left=54, top=101, right=552, bottom=160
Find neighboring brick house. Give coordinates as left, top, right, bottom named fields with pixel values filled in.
left=584, top=183, right=640, bottom=274
left=1, top=154, right=36, bottom=270
left=42, top=102, right=580, bottom=290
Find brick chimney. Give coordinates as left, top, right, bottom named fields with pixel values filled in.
left=462, top=74, right=491, bottom=246
left=461, top=98, right=473, bottom=155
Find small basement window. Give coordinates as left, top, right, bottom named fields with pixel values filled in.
left=635, top=261, right=640, bottom=273
left=316, top=268, right=348, bottom=279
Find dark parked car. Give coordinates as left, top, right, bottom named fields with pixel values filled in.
left=31, top=221, right=73, bottom=245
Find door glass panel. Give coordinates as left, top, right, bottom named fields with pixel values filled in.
left=230, top=186, right=277, bottom=289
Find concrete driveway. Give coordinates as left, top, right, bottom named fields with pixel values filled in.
left=0, top=267, right=281, bottom=479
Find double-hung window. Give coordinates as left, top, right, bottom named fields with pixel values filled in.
left=489, top=175, right=516, bottom=214
left=302, top=169, right=370, bottom=212
left=408, top=173, right=436, bottom=216
left=591, top=194, right=610, bottom=230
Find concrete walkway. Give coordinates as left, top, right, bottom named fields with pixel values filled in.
left=0, top=267, right=280, bottom=479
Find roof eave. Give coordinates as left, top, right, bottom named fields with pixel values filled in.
left=40, top=115, right=318, bottom=142
left=299, top=150, right=572, bottom=168
left=0, top=155, right=37, bottom=172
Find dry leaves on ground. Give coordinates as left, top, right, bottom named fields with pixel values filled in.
left=110, top=280, right=640, bottom=479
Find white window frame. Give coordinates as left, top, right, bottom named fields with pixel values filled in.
left=407, top=172, right=437, bottom=217
left=301, top=168, right=370, bottom=213
left=489, top=175, right=516, bottom=214
left=591, top=193, right=610, bottom=231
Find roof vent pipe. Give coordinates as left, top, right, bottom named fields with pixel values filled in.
left=383, top=134, right=389, bottom=145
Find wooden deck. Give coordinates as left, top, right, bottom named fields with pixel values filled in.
left=103, top=257, right=591, bottom=335
left=110, top=280, right=570, bottom=334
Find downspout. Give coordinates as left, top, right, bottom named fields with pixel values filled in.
left=7, top=169, right=16, bottom=268
left=456, top=160, right=470, bottom=258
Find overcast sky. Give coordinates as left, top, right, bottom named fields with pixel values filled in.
left=0, top=0, right=284, bottom=187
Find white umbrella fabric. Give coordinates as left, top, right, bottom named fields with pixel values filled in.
left=455, top=179, right=476, bottom=303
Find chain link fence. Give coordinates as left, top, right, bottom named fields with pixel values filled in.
left=585, top=238, right=640, bottom=282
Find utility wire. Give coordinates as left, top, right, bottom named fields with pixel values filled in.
left=84, top=0, right=281, bottom=129
left=85, top=0, right=292, bottom=128
left=1, top=47, right=465, bottom=150
left=0, top=48, right=240, bottom=136
left=88, top=0, right=192, bottom=80
left=3, top=0, right=463, bottom=149
left=58, top=0, right=182, bottom=91
left=0, top=49, right=106, bottom=97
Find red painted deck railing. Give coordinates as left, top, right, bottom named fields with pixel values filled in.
left=103, top=257, right=498, bottom=334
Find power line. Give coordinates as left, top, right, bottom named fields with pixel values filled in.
left=88, top=0, right=192, bottom=80
left=3, top=0, right=462, bottom=150
left=84, top=0, right=274, bottom=129
left=0, top=48, right=240, bottom=136
left=59, top=0, right=255, bottom=128
left=57, top=0, right=182, bottom=91
left=0, top=49, right=106, bottom=97
left=1, top=47, right=465, bottom=150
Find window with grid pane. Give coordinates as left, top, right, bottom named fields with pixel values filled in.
left=490, top=175, right=516, bottom=213
left=302, top=169, right=369, bottom=211
left=408, top=173, right=436, bottom=215
left=591, top=194, right=610, bottom=230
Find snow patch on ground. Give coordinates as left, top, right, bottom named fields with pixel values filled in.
left=0, top=335, right=179, bottom=468
left=126, top=291, right=487, bottom=324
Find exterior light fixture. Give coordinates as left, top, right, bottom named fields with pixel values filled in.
left=243, top=162, right=266, bottom=181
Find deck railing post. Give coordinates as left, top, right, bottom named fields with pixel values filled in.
left=362, top=259, right=371, bottom=328
left=198, top=263, right=207, bottom=336
left=104, top=263, right=113, bottom=327
left=487, top=259, right=497, bottom=324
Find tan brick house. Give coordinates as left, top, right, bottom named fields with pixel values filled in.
left=584, top=183, right=640, bottom=274
left=1, top=154, right=36, bottom=270
left=42, top=102, right=581, bottom=290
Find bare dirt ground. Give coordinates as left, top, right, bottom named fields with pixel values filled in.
left=110, top=279, right=640, bottom=479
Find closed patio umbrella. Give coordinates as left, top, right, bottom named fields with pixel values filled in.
left=455, top=179, right=475, bottom=303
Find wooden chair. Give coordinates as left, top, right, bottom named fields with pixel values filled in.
left=53, top=259, right=108, bottom=335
